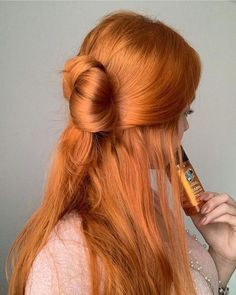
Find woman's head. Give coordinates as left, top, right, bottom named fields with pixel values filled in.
left=7, top=10, right=201, bottom=295
left=63, top=11, right=200, bottom=130
left=62, top=9, right=200, bottom=165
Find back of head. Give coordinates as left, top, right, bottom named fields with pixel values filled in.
left=7, top=10, right=201, bottom=295
left=63, top=10, right=200, bottom=133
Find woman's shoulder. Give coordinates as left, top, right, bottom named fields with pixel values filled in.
left=25, top=211, right=91, bottom=295
left=48, top=210, right=86, bottom=245
left=186, top=229, right=219, bottom=295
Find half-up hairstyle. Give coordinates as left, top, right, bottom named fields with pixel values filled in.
left=6, top=9, right=201, bottom=295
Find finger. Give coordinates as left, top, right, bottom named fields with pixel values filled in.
left=199, top=192, right=236, bottom=207
left=200, top=194, right=235, bottom=214
left=198, top=191, right=218, bottom=201
left=200, top=203, right=236, bottom=225
left=208, top=213, right=236, bottom=228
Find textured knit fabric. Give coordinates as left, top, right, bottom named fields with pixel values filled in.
left=25, top=211, right=219, bottom=295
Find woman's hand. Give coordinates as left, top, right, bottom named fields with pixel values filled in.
left=190, top=191, right=236, bottom=264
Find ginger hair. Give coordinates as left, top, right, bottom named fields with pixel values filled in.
left=6, top=10, right=201, bottom=295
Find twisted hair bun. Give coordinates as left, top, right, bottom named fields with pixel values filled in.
left=62, top=55, right=117, bottom=133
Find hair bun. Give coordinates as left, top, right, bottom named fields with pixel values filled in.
left=62, top=55, right=117, bottom=133
left=62, top=55, right=106, bottom=100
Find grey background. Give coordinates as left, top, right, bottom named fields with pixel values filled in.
left=0, top=1, right=236, bottom=294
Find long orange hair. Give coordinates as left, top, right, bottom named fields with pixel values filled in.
left=6, top=10, right=201, bottom=295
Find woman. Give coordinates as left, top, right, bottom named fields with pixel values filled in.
left=6, top=10, right=236, bottom=295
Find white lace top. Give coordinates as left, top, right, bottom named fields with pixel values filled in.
left=25, top=211, right=219, bottom=295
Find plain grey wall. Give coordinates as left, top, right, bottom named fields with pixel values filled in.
left=1, top=1, right=236, bottom=294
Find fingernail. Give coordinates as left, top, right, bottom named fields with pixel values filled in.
left=201, top=216, right=207, bottom=224
left=198, top=192, right=206, bottom=199
left=201, top=205, right=209, bottom=214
